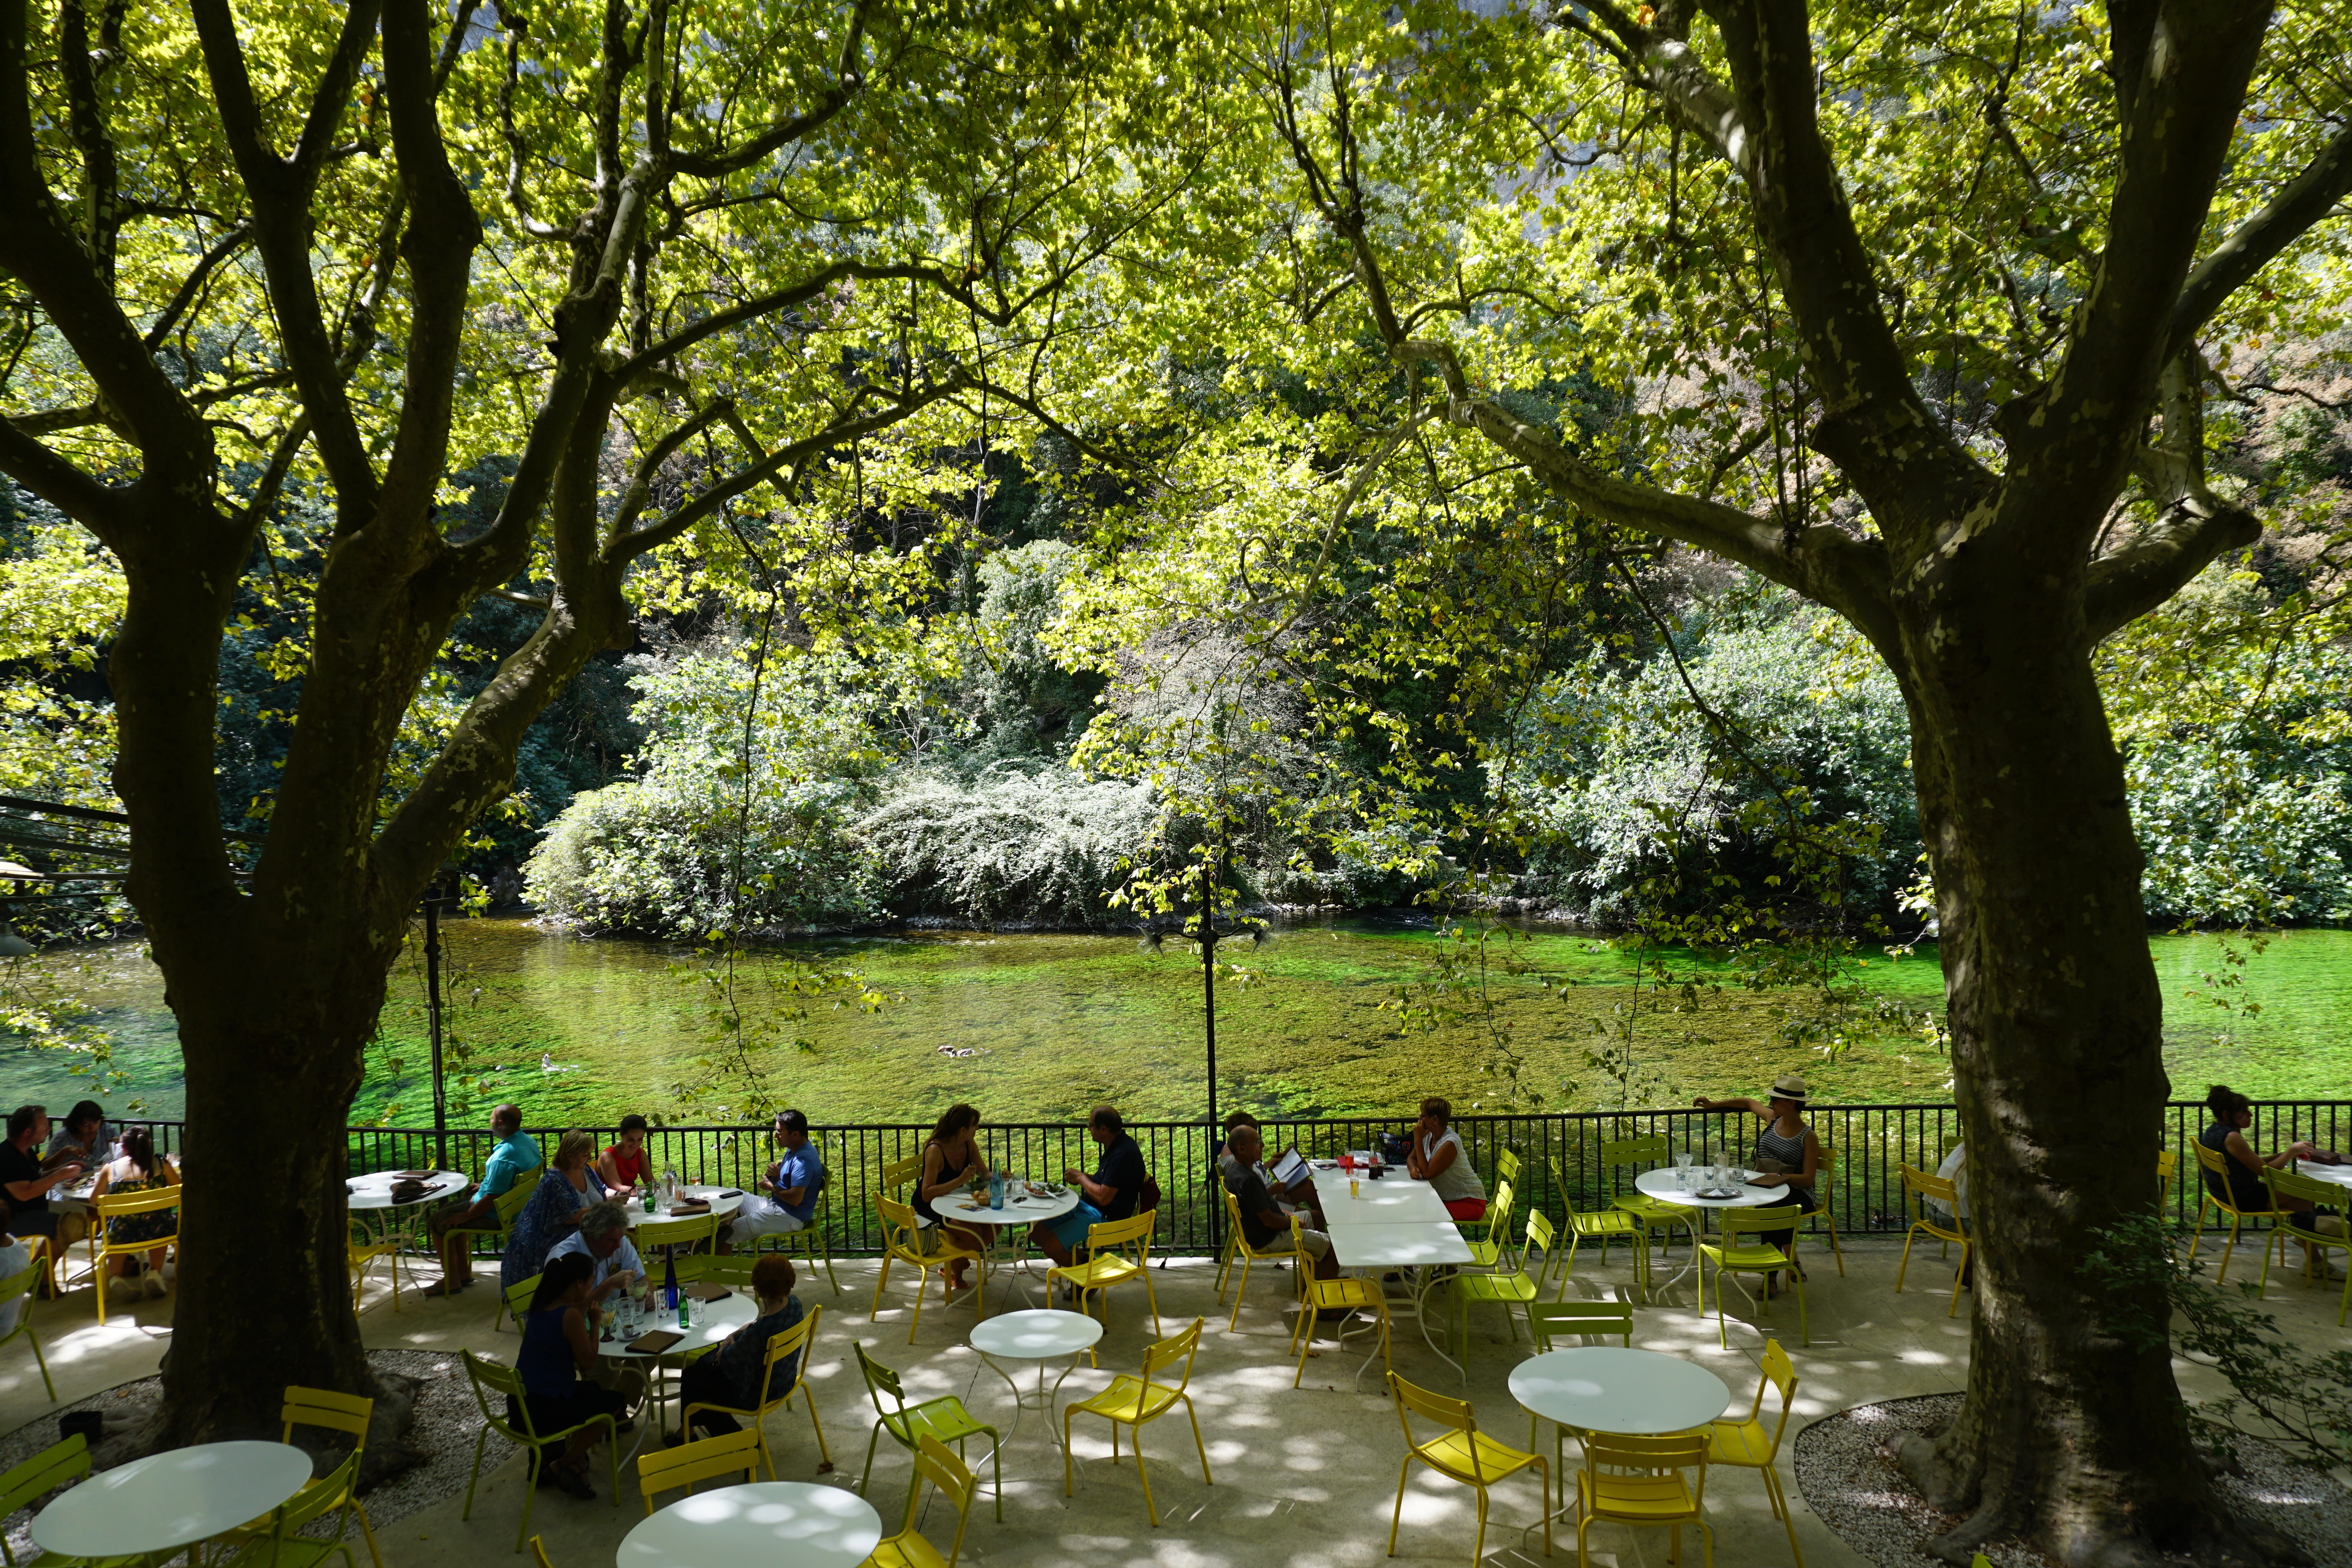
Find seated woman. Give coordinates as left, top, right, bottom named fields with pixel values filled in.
left=88, top=1128, right=179, bottom=1305
left=45, top=1101, right=116, bottom=1169
left=502, top=1130, right=608, bottom=1293
left=1404, top=1097, right=1488, bottom=1222
left=514, top=1251, right=629, bottom=1499
left=595, top=1115, right=650, bottom=1197
left=1693, top=1074, right=1822, bottom=1294
left=2202, top=1084, right=2337, bottom=1277
left=914, top=1104, right=991, bottom=1293
left=673, top=1255, right=803, bottom=1441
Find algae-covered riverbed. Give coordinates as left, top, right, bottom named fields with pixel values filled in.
left=5, top=920, right=2347, bottom=1124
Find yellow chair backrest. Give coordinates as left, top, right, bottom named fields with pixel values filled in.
left=1497, top=1147, right=1522, bottom=1185
left=910, top=1430, right=977, bottom=1524
left=1816, top=1142, right=1836, bottom=1179
left=503, top=1273, right=540, bottom=1326
left=2157, top=1149, right=2178, bottom=1178
left=0, top=1435, right=91, bottom=1520
left=0, top=1260, right=42, bottom=1312
left=764, top=1304, right=820, bottom=1392
left=1087, top=1208, right=1157, bottom=1256
left=1478, top=1181, right=1516, bottom=1248
left=282, top=1385, right=373, bottom=1444
left=1583, top=1430, right=1708, bottom=1506
left=1140, top=1316, right=1204, bottom=1389
left=493, top=1178, right=537, bottom=1229
left=1939, top=1133, right=1964, bottom=1157
left=2263, top=1166, right=2351, bottom=1213
left=1528, top=1299, right=1632, bottom=1348
left=93, top=1184, right=181, bottom=1231
left=1719, top=1203, right=1804, bottom=1244
left=877, top=1194, right=924, bottom=1252
left=636, top=1211, right=719, bottom=1251
left=1751, top=1339, right=1799, bottom=1453
left=1389, top=1372, right=1513, bottom=1482
left=882, top=1153, right=923, bottom=1190
left=637, top=1426, right=761, bottom=1512
left=687, top=1253, right=756, bottom=1290
left=1899, top=1166, right=1966, bottom=1240
left=1599, top=1136, right=1666, bottom=1169
left=1518, top=1209, right=1556, bottom=1274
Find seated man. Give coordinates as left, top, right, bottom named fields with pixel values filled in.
left=426, top=1104, right=540, bottom=1294
left=546, top=1200, right=643, bottom=1302
left=1223, top=1125, right=1339, bottom=1285
left=723, top=1110, right=824, bottom=1251
left=1217, top=1111, right=1321, bottom=1222
left=1, top=1106, right=85, bottom=1285
left=1035, top=1105, right=1148, bottom=1269
left=595, top=1114, right=652, bottom=1196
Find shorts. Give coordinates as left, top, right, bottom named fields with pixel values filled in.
left=11, top=1210, right=57, bottom=1240
left=1443, top=1199, right=1487, bottom=1223
left=1044, top=1201, right=1105, bottom=1250
left=725, top=1195, right=808, bottom=1242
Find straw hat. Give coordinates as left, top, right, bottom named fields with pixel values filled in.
left=1769, top=1074, right=1810, bottom=1102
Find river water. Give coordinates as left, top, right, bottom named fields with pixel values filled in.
left=5, top=920, right=2346, bottom=1125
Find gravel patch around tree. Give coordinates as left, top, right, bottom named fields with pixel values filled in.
left=1795, top=1393, right=2352, bottom=1567
left=2, top=1349, right=516, bottom=1565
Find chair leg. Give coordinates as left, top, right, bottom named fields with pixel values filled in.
left=1768, top=1467, right=1805, bottom=1568
left=1471, top=1484, right=1489, bottom=1566
left=1535, top=1455, right=1551, bottom=1558
left=1133, top=1429, right=1158, bottom=1526
left=26, top=1326, right=55, bottom=1402
left=870, top=1253, right=893, bottom=1322
left=860, top=1422, right=886, bottom=1496
left=907, top=1267, right=928, bottom=1345
left=1388, top=1456, right=1411, bottom=1555
left=1946, top=1243, right=1969, bottom=1318
left=1228, top=1255, right=1251, bottom=1331
left=1793, top=1266, right=1810, bottom=1346
left=804, top=1393, right=831, bottom=1465
left=2217, top=1213, right=2242, bottom=1282
left=1895, top=1229, right=1916, bottom=1293
left=1142, top=1265, right=1161, bottom=1335
left=1823, top=1212, right=1846, bottom=1276
left=1186, top=1399, right=1212, bottom=1485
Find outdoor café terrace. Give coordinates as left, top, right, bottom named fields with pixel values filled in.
left=2, top=1109, right=2350, bottom=1568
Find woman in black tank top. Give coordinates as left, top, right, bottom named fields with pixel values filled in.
left=916, top=1103, right=993, bottom=1292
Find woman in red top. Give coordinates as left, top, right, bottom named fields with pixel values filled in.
left=596, top=1114, right=651, bottom=1196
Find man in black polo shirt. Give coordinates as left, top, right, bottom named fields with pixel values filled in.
left=2, top=1106, right=85, bottom=1285
left=1035, top=1105, right=1150, bottom=1268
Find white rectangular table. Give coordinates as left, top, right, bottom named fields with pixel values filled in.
left=1323, top=1205, right=1478, bottom=1375
left=1312, top=1171, right=1452, bottom=1225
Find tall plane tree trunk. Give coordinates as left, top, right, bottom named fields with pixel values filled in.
left=1885, top=562, right=2298, bottom=1564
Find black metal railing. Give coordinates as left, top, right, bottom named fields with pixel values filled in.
left=113, top=1099, right=2352, bottom=1259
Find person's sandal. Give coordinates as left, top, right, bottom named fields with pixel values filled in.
left=554, top=1463, right=595, bottom=1500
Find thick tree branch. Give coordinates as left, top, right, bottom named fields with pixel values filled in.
left=668, top=5, right=868, bottom=177
left=2084, top=506, right=2260, bottom=643
left=603, top=380, right=962, bottom=566
left=0, top=410, right=122, bottom=534
left=616, top=259, right=940, bottom=384
left=142, top=223, right=253, bottom=350
left=1399, top=337, right=1900, bottom=657
left=2166, top=119, right=2352, bottom=365
left=190, top=0, right=383, bottom=521
left=56, top=0, right=120, bottom=284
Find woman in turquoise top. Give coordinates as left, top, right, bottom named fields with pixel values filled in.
left=516, top=1252, right=627, bottom=1499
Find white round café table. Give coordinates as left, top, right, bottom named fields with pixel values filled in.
left=1509, top=1346, right=1732, bottom=1437
left=347, top=1169, right=470, bottom=1211
left=1631, top=1168, right=1799, bottom=1292
left=937, top=1186, right=1081, bottom=1308
left=623, top=1185, right=746, bottom=1230
left=31, top=1440, right=313, bottom=1560
left=617, top=1480, right=881, bottom=1568
left=970, top=1308, right=1103, bottom=1449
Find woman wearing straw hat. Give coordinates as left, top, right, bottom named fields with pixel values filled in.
left=1692, top=1074, right=1820, bottom=1295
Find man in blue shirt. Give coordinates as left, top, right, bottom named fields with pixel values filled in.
left=427, top=1104, right=542, bottom=1293
left=723, top=1109, right=824, bottom=1249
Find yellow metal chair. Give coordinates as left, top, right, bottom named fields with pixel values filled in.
left=1553, top=1154, right=1641, bottom=1286
left=1464, top=1179, right=1518, bottom=1272
left=2157, top=1148, right=2178, bottom=1213
left=1285, top=1212, right=1391, bottom=1388
left=0, top=1259, right=55, bottom=1402
left=459, top=1351, right=619, bottom=1553
left=854, top=1340, right=1003, bottom=1522
left=2186, top=1142, right=2281, bottom=1280
left=0, top=1435, right=146, bottom=1567
left=680, top=1252, right=755, bottom=1291
left=527, top=1540, right=556, bottom=1568
left=1602, top=1135, right=1693, bottom=1286
left=349, top=1222, right=401, bottom=1313
left=1808, top=1144, right=1847, bottom=1277
left=1048, top=1208, right=1160, bottom=1342
left=1572, top=1430, right=1710, bottom=1568
left=1497, top=1146, right=1522, bottom=1186
left=1448, top=1211, right=1558, bottom=1381
left=1522, top=1299, right=1634, bottom=1475
left=680, top=1303, right=830, bottom=1472
left=2258, top=1168, right=2352, bottom=1325
left=85, top=1185, right=179, bottom=1326
left=1062, top=1316, right=1211, bottom=1526
left=500, top=1273, right=540, bottom=1343
left=635, top=1209, right=721, bottom=1259
left=1895, top=1164, right=1973, bottom=1317
left=636, top=1426, right=761, bottom=1514
left=216, top=1386, right=386, bottom=1568
left=1707, top=1339, right=1803, bottom=1567
left=487, top=1176, right=548, bottom=1332
left=1217, top=1186, right=1297, bottom=1330
left=211, top=1424, right=368, bottom=1568
left=867, top=1433, right=980, bottom=1568
left=754, top=1180, right=841, bottom=1295
left=1386, top=1370, right=1550, bottom=1563
left=1698, top=1203, right=1808, bottom=1348
left=871, top=1195, right=984, bottom=1343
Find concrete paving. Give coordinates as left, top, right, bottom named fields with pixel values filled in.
left=4, top=1226, right=2347, bottom=1567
